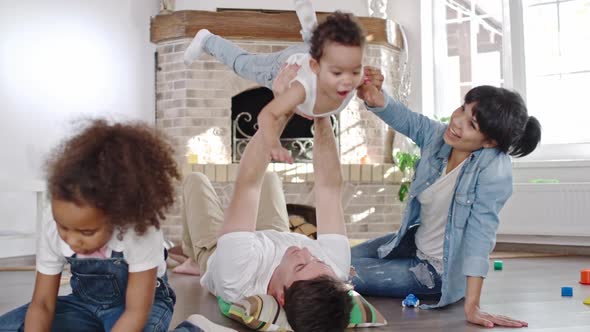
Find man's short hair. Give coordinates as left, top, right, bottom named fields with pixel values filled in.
left=284, top=275, right=353, bottom=332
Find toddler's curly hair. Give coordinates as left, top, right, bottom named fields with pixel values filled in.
left=46, top=119, right=180, bottom=236
left=309, top=11, right=366, bottom=61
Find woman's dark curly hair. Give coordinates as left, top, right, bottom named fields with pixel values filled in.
left=45, top=119, right=180, bottom=236
left=309, top=11, right=366, bottom=61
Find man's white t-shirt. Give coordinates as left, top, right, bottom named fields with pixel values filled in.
left=36, top=217, right=167, bottom=277
left=285, top=53, right=356, bottom=118
left=200, top=230, right=351, bottom=303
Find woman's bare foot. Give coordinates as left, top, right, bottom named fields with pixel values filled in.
left=172, top=257, right=201, bottom=276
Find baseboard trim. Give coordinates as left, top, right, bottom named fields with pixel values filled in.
left=0, top=254, right=35, bottom=268
left=495, top=242, right=590, bottom=256
left=497, top=234, right=590, bottom=247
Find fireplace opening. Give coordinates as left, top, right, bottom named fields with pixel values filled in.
left=231, top=86, right=339, bottom=162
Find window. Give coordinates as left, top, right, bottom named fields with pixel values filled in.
left=431, top=0, right=590, bottom=160
left=433, top=0, right=506, bottom=118
left=522, top=0, right=590, bottom=145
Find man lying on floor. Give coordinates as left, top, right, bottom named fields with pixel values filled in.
left=179, top=116, right=353, bottom=331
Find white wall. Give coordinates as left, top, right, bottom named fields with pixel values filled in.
left=0, top=0, right=160, bottom=257
left=387, top=0, right=423, bottom=114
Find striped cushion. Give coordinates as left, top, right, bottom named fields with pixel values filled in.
left=217, top=290, right=387, bottom=331
left=218, top=294, right=290, bottom=331
left=348, top=291, right=387, bottom=328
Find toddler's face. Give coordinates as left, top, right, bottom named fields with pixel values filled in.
left=51, top=198, right=114, bottom=255
left=314, top=42, right=363, bottom=103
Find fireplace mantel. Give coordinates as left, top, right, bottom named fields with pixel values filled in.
left=150, top=10, right=403, bottom=50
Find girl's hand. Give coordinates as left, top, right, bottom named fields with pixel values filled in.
left=465, top=305, right=528, bottom=328
left=272, top=64, right=300, bottom=97
left=357, top=66, right=385, bottom=107
left=111, top=268, right=157, bottom=332
left=24, top=272, right=61, bottom=331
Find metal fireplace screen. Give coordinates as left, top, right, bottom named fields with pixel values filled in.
left=231, top=87, right=339, bottom=163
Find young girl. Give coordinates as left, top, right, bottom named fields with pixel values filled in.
left=0, top=120, right=181, bottom=331
left=353, top=68, right=541, bottom=328
left=184, top=4, right=366, bottom=163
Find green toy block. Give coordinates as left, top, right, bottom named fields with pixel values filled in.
left=494, top=260, right=503, bottom=271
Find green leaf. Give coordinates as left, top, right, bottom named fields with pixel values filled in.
left=398, top=182, right=409, bottom=202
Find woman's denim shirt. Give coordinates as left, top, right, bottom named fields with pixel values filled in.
left=368, top=92, right=513, bottom=308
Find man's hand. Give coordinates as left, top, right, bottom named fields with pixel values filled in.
left=465, top=303, right=528, bottom=328
left=273, top=64, right=312, bottom=120
left=272, top=64, right=300, bottom=97
left=357, top=66, right=386, bottom=108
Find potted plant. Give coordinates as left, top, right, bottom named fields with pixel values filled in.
left=394, top=149, right=419, bottom=202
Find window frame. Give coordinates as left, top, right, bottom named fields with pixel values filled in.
left=429, top=0, right=590, bottom=162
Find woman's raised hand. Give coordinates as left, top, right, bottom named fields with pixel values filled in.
left=357, top=66, right=386, bottom=108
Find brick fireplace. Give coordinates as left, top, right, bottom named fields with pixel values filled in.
left=151, top=10, right=407, bottom=242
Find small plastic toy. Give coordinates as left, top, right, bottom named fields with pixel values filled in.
left=494, top=260, right=503, bottom=271
left=561, top=286, right=573, bottom=297
left=402, top=294, right=420, bottom=307
left=580, top=269, right=590, bottom=285
left=584, top=296, right=590, bottom=305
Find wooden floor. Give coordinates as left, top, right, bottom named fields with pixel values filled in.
left=1, top=256, right=590, bottom=331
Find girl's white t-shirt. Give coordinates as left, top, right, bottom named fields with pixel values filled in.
left=36, top=217, right=167, bottom=277
left=200, top=230, right=351, bottom=303
left=286, top=53, right=356, bottom=118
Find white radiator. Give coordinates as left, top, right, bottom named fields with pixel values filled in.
left=0, top=180, right=45, bottom=258
left=497, top=183, right=590, bottom=245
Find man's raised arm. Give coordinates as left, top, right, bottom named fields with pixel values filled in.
left=312, top=117, right=346, bottom=235
left=219, top=132, right=274, bottom=236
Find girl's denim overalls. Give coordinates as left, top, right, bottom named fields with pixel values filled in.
left=0, top=251, right=176, bottom=332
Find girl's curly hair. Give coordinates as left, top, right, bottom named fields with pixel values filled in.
left=309, top=11, right=366, bottom=61
left=46, top=119, right=180, bottom=236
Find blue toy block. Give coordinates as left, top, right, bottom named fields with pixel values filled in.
left=402, top=293, right=420, bottom=307
left=561, top=286, right=573, bottom=297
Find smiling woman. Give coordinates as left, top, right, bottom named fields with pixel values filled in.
left=354, top=69, right=540, bottom=328
left=442, top=102, right=498, bottom=162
